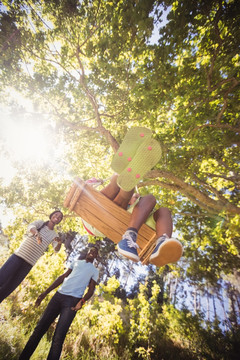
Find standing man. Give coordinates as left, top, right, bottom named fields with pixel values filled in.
left=19, top=247, right=99, bottom=360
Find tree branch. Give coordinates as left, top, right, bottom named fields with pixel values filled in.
left=140, top=169, right=240, bottom=215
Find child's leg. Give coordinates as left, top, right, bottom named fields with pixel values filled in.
left=112, top=188, right=134, bottom=209
left=153, top=208, right=173, bottom=238
left=117, top=195, right=156, bottom=262
left=150, top=208, right=182, bottom=266
left=100, top=174, right=120, bottom=200
left=100, top=174, right=134, bottom=209
left=129, top=195, right=156, bottom=230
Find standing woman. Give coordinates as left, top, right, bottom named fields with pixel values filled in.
left=0, top=210, right=63, bottom=303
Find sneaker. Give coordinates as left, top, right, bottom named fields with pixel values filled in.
left=149, top=234, right=183, bottom=267
left=117, top=230, right=140, bottom=262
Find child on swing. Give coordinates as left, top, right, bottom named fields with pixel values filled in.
left=83, top=127, right=183, bottom=267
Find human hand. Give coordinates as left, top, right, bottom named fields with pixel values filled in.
left=35, top=293, right=46, bottom=307
left=52, top=237, right=62, bottom=252
left=71, top=299, right=85, bottom=311
left=35, top=231, right=42, bottom=244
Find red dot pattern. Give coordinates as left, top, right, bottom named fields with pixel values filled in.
left=116, top=133, right=155, bottom=184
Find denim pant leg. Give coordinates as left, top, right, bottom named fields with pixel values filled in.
left=19, top=292, right=62, bottom=360
left=47, top=293, right=80, bottom=360
left=0, top=254, right=32, bottom=303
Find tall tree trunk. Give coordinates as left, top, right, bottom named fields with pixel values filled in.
left=173, top=278, right=179, bottom=306
left=228, top=287, right=238, bottom=327
left=212, top=295, right=217, bottom=321
left=193, top=288, right=197, bottom=315
left=219, top=289, right=231, bottom=331
left=206, top=289, right=210, bottom=322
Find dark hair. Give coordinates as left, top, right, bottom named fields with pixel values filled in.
left=89, top=246, right=99, bottom=253
left=86, top=246, right=99, bottom=257
left=49, top=210, right=63, bottom=220
left=37, top=221, right=49, bottom=232
left=37, top=210, right=63, bottom=232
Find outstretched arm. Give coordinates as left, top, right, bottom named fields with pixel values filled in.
left=52, top=237, right=62, bottom=252
left=71, top=278, right=97, bottom=311
left=29, top=227, right=42, bottom=244
left=35, top=268, right=72, bottom=306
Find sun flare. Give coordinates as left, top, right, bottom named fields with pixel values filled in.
left=1, top=117, right=53, bottom=163
left=0, top=108, right=61, bottom=185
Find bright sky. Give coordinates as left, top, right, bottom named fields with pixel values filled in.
left=1, top=118, right=53, bottom=178
left=0, top=116, right=52, bottom=180
left=0, top=89, right=69, bottom=226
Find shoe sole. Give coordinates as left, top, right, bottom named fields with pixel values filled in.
left=150, top=239, right=183, bottom=267
left=117, top=138, right=162, bottom=191
left=111, top=127, right=152, bottom=173
left=117, top=245, right=140, bottom=262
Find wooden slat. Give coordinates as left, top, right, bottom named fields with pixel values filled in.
left=63, top=179, right=78, bottom=208
left=64, top=179, right=157, bottom=260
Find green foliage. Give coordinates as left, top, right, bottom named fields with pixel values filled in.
left=0, top=307, right=25, bottom=360
left=1, top=274, right=240, bottom=359
left=0, top=1, right=239, bottom=358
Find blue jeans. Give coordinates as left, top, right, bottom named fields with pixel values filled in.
left=19, top=291, right=80, bottom=360
left=0, top=254, right=32, bottom=303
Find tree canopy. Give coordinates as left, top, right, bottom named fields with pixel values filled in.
left=0, top=1, right=239, bottom=359
left=1, top=0, right=239, bottom=278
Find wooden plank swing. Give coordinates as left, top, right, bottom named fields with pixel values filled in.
left=63, top=178, right=158, bottom=265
